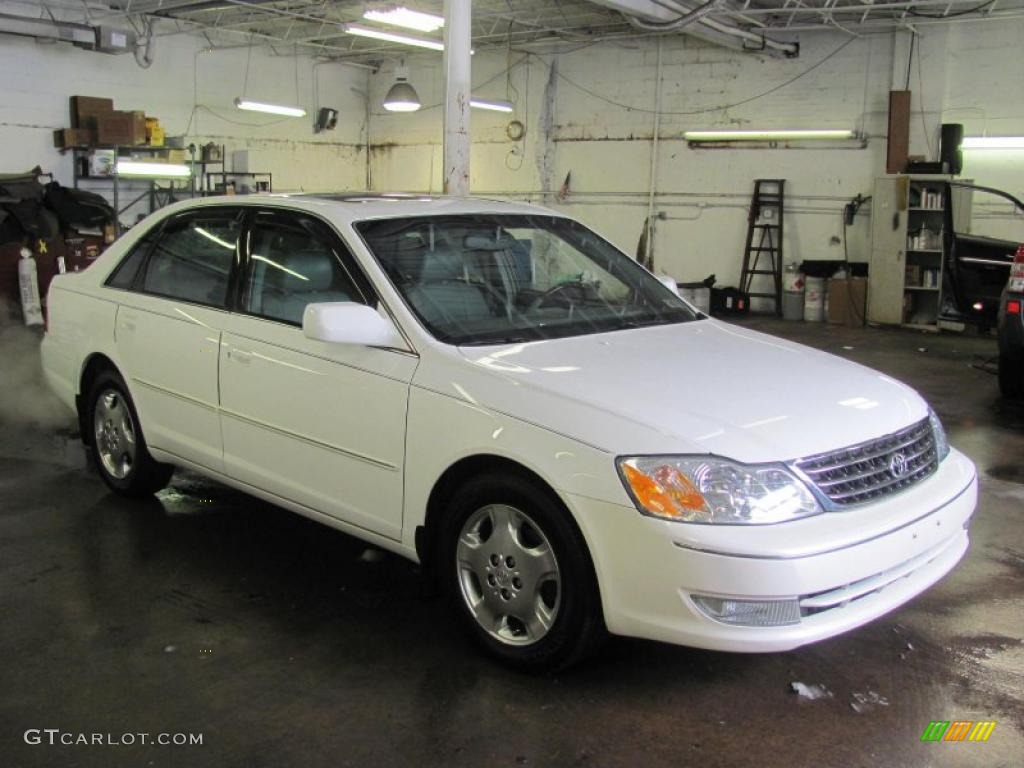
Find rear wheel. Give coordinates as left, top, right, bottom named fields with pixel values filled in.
left=999, top=353, right=1024, bottom=399
left=440, top=473, right=604, bottom=671
left=87, top=370, right=173, bottom=496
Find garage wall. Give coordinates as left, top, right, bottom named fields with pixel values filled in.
left=369, top=20, right=1024, bottom=285
left=0, top=14, right=370, bottom=220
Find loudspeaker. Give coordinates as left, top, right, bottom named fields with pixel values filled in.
left=314, top=107, right=338, bottom=133
left=940, top=123, right=964, bottom=175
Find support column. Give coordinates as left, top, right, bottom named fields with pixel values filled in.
left=442, top=0, right=471, bottom=195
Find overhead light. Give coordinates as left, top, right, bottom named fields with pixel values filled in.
left=363, top=7, right=444, bottom=32
left=383, top=65, right=421, bottom=112
left=116, top=161, right=192, bottom=178
left=471, top=98, right=514, bottom=113
left=346, top=23, right=443, bottom=51
left=684, top=129, right=856, bottom=142
left=962, top=136, right=1024, bottom=149
left=234, top=98, right=306, bottom=117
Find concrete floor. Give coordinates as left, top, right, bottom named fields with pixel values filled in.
left=1, top=318, right=1022, bottom=768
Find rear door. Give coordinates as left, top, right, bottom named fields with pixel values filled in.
left=218, top=209, right=416, bottom=540
left=113, top=207, right=243, bottom=472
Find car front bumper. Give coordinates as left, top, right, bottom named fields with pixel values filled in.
left=567, top=448, right=977, bottom=652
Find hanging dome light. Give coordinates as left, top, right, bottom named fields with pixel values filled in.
left=383, top=65, right=421, bottom=113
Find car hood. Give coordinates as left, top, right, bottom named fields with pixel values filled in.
left=434, top=319, right=927, bottom=463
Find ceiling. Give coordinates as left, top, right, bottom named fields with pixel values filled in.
left=41, top=0, right=1024, bottom=62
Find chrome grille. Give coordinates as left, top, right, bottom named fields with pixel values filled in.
left=793, top=418, right=938, bottom=507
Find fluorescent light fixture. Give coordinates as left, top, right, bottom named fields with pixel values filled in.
left=962, top=136, right=1024, bottom=149
left=234, top=98, right=306, bottom=117
left=684, top=129, right=856, bottom=141
left=363, top=7, right=444, bottom=32
left=116, top=161, right=192, bottom=178
left=346, top=23, right=444, bottom=51
left=470, top=98, right=514, bottom=113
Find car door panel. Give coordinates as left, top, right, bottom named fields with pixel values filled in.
left=219, top=322, right=415, bottom=539
left=115, top=298, right=225, bottom=471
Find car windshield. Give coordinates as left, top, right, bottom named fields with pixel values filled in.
left=356, top=214, right=701, bottom=345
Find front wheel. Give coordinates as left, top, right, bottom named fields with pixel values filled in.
left=999, top=353, right=1024, bottom=399
left=87, top=370, right=173, bottom=497
left=441, top=473, right=604, bottom=671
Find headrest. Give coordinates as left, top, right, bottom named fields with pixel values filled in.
left=464, top=233, right=517, bottom=252
left=420, top=247, right=465, bottom=282
left=263, top=249, right=334, bottom=292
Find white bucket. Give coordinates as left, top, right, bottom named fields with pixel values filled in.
left=804, top=276, right=826, bottom=322
left=783, top=267, right=805, bottom=293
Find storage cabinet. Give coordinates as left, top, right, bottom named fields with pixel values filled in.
left=867, top=175, right=972, bottom=330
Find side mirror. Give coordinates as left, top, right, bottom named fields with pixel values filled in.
left=656, top=274, right=680, bottom=296
left=303, top=302, right=404, bottom=348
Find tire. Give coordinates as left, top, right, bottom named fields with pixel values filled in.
left=440, top=472, right=605, bottom=672
left=998, top=353, right=1024, bottom=399
left=86, top=369, right=173, bottom=497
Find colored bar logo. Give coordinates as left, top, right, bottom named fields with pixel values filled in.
left=921, top=721, right=996, bottom=742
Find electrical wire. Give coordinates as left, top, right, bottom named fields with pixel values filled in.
left=908, top=0, right=996, bottom=18
left=542, top=36, right=858, bottom=116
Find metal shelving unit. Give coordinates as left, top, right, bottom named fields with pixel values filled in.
left=70, top=145, right=192, bottom=235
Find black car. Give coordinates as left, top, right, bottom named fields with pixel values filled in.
left=998, top=244, right=1024, bottom=398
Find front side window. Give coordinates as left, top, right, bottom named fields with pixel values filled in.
left=140, top=210, right=241, bottom=307
left=243, top=214, right=365, bottom=327
left=356, top=214, right=699, bottom=345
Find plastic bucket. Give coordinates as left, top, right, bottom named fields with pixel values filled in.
left=803, top=277, right=826, bottom=322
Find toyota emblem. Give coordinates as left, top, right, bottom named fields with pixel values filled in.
left=889, top=452, right=909, bottom=477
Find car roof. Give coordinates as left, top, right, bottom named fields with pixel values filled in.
left=163, top=192, right=559, bottom=224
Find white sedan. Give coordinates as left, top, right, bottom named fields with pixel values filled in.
left=41, top=194, right=977, bottom=670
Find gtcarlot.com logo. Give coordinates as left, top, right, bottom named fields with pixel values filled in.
left=24, top=729, right=203, bottom=747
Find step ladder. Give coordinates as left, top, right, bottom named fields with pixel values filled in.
left=740, top=179, right=785, bottom=317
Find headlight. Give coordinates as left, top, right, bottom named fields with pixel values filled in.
left=616, top=456, right=822, bottom=524
left=928, top=407, right=950, bottom=462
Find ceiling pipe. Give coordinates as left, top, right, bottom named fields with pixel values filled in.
left=590, top=0, right=799, bottom=56
left=625, top=0, right=724, bottom=31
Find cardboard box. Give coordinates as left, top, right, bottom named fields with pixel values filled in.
left=827, top=277, right=867, bottom=327
left=53, top=128, right=95, bottom=149
left=97, top=110, right=147, bottom=146
left=70, top=96, right=114, bottom=129
left=145, top=117, right=165, bottom=147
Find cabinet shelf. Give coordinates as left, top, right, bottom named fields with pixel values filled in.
left=905, top=286, right=940, bottom=292
left=907, top=248, right=943, bottom=254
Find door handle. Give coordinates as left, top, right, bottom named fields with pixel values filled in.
left=227, top=348, right=252, bottom=365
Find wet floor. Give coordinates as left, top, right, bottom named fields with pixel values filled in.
left=0, top=319, right=1022, bottom=768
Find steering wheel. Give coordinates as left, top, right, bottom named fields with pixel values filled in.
left=527, top=280, right=590, bottom=311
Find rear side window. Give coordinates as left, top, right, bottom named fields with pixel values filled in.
left=106, top=225, right=161, bottom=289
left=139, top=211, right=242, bottom=308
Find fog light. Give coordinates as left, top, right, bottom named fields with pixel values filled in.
left=691, top=595, right=801, bottom=626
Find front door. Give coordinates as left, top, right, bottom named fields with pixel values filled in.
left=218, top=210, right=416, bottom=540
